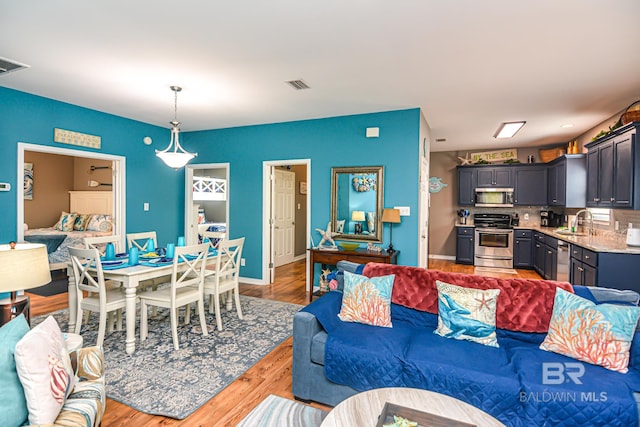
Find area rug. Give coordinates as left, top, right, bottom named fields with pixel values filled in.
left=33, top=296, right=302, bottom=419
left=237, top=395, right=328, bottom=427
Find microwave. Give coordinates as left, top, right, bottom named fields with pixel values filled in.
left=475, top=188, right=514, bottom=207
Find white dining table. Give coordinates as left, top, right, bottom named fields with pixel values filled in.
left=66, top=262, right=187, bottom=355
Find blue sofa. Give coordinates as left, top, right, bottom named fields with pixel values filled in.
left=292, top=262, right=640, bottom=426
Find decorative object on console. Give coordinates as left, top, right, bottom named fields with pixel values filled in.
left=367, top=242, right=383, bottom=253
left=315, top=223, right=338, bottom=249
left=156, top=85, right=197, bottom=168
left=382, top=208, right=401, bottom=253
left=352, top=211, right=365, bottom=234
left=367, top=212, right=376, bottom=234
left=351, top=174, right=377, bottom=192
left=338, top=242, right=360, bottom=251
left=0, top=243, right=51, bottom=326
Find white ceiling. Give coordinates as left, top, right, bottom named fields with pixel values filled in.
left=2, top=0, right=639, bottom=153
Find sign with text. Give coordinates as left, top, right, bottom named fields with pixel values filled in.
left=471, top=149, right=517, bottom=163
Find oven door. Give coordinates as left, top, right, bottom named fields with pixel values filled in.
left=474, top=228, right=514, bottom=268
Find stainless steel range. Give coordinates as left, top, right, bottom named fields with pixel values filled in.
left=474, top=213, right=514, bottom=268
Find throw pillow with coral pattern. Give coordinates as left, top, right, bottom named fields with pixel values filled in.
left=540, top=287, right=640, bottom=373
left=338, top=271, right=395, bottom=327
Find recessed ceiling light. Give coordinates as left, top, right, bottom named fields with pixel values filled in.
left=493, top=121, right=526, bottom=139
left=560, top=123, right=574, bottom=128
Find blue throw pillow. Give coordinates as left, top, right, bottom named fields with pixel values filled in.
left=0, top=314, right=30, bottom=427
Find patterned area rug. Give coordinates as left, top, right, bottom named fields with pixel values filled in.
left=33, top=296, right=302, bottom=419
left=237, top=395, right=328, bottom=427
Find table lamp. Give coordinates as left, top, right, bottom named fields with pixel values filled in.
left=0, top=242, right=51, bottom=326
left=382, top=208, right=401, bottom=253
left=351, top=211, right=365, bottom=234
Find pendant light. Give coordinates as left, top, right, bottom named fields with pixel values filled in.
left=155, top=85, right=197, bottom=168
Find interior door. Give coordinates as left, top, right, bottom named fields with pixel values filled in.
left=273, top=169, right=295, bottom=267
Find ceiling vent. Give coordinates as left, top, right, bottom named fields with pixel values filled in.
left=0, top=57, right=30, bottom=76
left=285, top=79, right=310, bottom=90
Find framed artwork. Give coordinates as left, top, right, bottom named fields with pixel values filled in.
left=24, top=163, right=33, bottom=200
left=300, top=181, right=307, bottom=194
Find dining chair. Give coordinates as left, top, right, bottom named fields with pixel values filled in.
left=138, top=243, right=210, bottom=350
left=203, top=237, right=245, bottom=331
left=202, top=230, right=226, bottom=249
left=68, top=247, right=129, bottom=347
left=126, top=231, right=158, bottom=252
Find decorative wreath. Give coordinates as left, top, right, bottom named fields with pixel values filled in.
left=352, top=175, right=377, bottom=192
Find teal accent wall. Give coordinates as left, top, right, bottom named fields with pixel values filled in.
left=1, top=86, right=421, bottom=281
left=185, top=109, right=421, bottom=278
left=0, top=87, right=186, bottom=246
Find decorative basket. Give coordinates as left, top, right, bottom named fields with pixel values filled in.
left=620, top=100, right=640, bottom=125
left=539, top=146, right=566, bottom=163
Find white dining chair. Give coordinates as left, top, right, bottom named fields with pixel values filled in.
left=126, top=231, right=158, bottom=252
left=84, top=234, right=125, bottom=255
left=202, top=230, right=226, bottom=248
left=203, top=237, right=245, bottom=331
left=68, top=247, right=129, bottom=347
left=138, top=243, right=210, bottom=350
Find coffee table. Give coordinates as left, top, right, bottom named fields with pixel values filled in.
left=321, top=387, right=505, bottom=427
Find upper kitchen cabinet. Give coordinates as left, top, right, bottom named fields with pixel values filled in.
left=547, top=154, right=586, bottom=207
left=586, top=123, right=640, bottom=208
left=514, top=165, right=547, bottom=206
left=457, top=166, right=476, bottom=206
left=476, top=166, right=514, bottom=188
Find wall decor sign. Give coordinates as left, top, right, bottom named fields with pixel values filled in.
left=471, top=148, right=517, bottom=163
left=24, top=163, right=33, bottom=200
left=54, top=128, right=101, bottom=149
left=429, top=177, right=448, bottom=193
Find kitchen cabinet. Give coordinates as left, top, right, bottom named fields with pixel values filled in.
left=547, top=154, right=586, bottom=207
left=514, top=166, right=547, bottom=206
left=476, top=166, right=514, bottom=188
left=533, top=232, right=557, bottom=280
left=457, top=167, right=476, bottom=206
left=586, top=123, right=640, bottom=208
left=455, top=227, right=475, bottom=265
left=513, top=229, right=533, bottom=268
left=569, top=245, right=597, bottom=287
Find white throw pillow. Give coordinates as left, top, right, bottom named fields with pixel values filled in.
left=14, top=316, right=75, bottom=425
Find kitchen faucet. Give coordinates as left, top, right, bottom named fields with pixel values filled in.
left=573, top=209, right=594, bottom=235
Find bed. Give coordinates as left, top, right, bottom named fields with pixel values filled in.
left=24, top=191, right=113, bottom=270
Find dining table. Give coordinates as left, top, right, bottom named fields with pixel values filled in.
left=66, top=260, right=190, bottom=355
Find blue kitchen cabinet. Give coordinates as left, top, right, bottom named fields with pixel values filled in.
left=547, top=154, right=586, bottom=207
left=476, top=166, right=514, bottom=188
left=514, top=166, right=547, bottom=206
left=455, top=227, right=475, bottom=264
left=513, top=229, right=533, bottom=268
left=457, top=167, right=476, bottom=206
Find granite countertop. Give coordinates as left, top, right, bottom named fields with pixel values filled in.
left=455, top=222, right=640, bottom=254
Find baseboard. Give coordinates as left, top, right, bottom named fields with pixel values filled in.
left=293, top=254, right=306, bottom=262
left=428, top=254, right=456, bottom=261
left=240, top=276, right=269, bottom=286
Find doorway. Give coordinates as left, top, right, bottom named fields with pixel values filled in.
left=262, top=159, right=310, bottom=289
left=16, top=143, right=126, bottom=242
left=184, top=163, right=229, bottom=246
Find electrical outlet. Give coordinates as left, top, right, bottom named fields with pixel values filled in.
left=143, top=202, right=149, bottom=211
left=394, top=206, right=410, bottom=216
left=524, top=213, right=529, bottom=221
left=241, top=258, right=246, bottom=266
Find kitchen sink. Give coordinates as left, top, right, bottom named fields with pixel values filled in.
left=554, top=229, right=588, bottom=236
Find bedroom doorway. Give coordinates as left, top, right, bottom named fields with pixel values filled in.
left=16, top=143, right=126, bottom=243
left=262, top=159, right=310, bottom=289
left=184, top=163, right=229, bottom=246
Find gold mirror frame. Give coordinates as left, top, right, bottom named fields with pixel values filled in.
left=330, top=166, right=384, bottom=243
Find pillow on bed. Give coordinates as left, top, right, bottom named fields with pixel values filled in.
left=72, top=214, right=92, bottom=231
left=54, top=212, right=78, bottom=232
left=85, top=214, right=113, bottom=232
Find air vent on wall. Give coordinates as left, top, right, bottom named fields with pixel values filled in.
left=285, top=79, right=311, bottom=90
left=0, top=57, right=30, bottom=76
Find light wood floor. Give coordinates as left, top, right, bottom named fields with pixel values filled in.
left=29, top=259, right=541, bottom=426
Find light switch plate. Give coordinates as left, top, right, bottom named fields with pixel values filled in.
left=143, top=202, right=149, bottom=211
left=394, top=206, right=410, bottom=216
left=0, top=182, right=10, bottom=191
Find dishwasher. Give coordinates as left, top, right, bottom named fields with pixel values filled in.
left=557, top=240, right=570, bottom=282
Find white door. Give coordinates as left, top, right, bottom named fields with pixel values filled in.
left=273, top=169, right=295, bottom=267
left=418, top=140, right=430, bottom=268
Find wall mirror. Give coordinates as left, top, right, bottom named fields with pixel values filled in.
left=330, top=166, right=384, bottom=242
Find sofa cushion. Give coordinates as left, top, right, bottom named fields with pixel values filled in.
left=540, top=288, right=640, bottom=373
left=362, top=263, right=573, bottom=333
left=574, top=285, right=640, bottom=306
left=15, top=316, right=76, bottom=425
left=0, top=314, right=30, bottom=427
left=338, top=271, right=395, bottom=327
left=310, top=330, right=328, bottom=365
left=435, top=280, right=500, bottom=347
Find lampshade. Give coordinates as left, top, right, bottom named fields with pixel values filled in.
left=155, top=86, right=197, bottom=169
left=381, top=208, right=401, bottom=224
left=351, top=211, right=365, bottom=222
left=0, top=243, right=51, bottom=292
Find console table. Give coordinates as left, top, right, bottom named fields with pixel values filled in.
left=307, top=248, right=399, bottom=301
